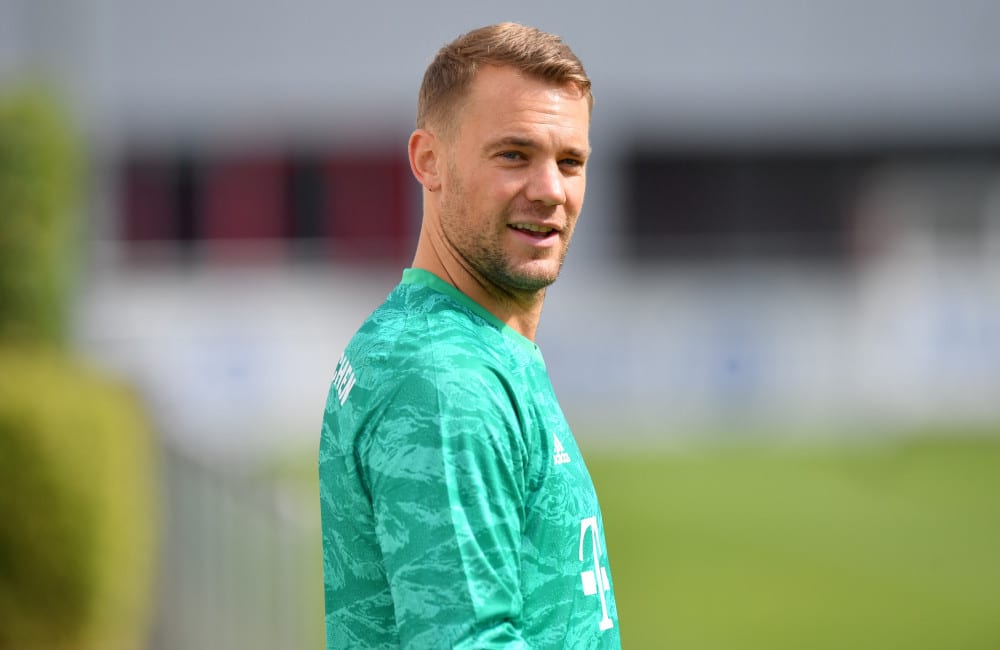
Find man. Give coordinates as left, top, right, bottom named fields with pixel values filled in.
left=319, top=23, right=621, bottom=648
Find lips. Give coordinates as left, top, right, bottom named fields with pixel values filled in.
left=508, top=222, right=559, bottom=239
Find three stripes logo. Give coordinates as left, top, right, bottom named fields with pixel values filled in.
left=553, top=434, right=571, bottom=465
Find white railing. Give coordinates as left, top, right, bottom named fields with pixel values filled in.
left=151, top=444, right=324, bottom=650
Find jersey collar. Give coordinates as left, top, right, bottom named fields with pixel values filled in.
left=401, top=268, right=542, bottom=358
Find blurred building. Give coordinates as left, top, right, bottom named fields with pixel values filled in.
left=3, top=0, right=1000, bottom=454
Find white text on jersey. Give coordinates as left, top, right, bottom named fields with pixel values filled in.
left=333, top=353, right=357, bottom=405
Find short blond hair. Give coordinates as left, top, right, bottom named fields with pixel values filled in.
left=416, top=23, right=593, bottom=135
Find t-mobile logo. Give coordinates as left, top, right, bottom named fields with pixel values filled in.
left=579, top=516, right=614, bottom=631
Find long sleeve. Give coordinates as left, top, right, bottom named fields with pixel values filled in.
left=363, top=362, right=531, bottom=648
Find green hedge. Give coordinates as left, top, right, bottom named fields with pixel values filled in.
left=0, top=90, right=79, bottom=347
left=0, top=89, right=157, bottom=649
left=0, top=348, right=158, bottom=650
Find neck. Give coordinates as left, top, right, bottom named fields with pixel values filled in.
left=412, top=226, right=546, bottom=341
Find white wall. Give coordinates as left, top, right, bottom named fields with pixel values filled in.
left=5, top=0, right=1000, bottom=139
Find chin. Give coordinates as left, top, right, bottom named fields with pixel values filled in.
left=476, top=252, right=565, bottom=293
left=503, top=265, right=562, bottom=292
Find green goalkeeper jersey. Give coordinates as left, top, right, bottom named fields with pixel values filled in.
left=319, top=268, right=621, bottom=649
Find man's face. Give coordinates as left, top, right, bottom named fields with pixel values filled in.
left=435, top=65, right=591, bottom=295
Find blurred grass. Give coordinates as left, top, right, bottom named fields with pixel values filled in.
left=589, top=435, right=1000, bottom=649
left=290, top=432, right=1000, bottom=649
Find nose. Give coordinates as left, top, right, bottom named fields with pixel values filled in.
left=525, top=160, right=566, bottom=207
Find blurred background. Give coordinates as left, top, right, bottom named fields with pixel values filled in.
left=2, top=0, right=999, bottom=648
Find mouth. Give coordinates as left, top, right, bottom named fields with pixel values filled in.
left=508, top=222, right=560, bottom=240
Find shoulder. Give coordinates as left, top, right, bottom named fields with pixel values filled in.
left=344, top=289, right=513, bottom=398
left=361, top=283, right=510, bottom=368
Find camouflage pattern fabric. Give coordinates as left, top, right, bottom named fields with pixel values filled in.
left=320, top=268, right=621, bottom=649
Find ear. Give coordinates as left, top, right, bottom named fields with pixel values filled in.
left=408, top=129, right=442, bottom=192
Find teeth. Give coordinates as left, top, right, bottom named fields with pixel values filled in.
left=511, top=223, right=554, bottom=234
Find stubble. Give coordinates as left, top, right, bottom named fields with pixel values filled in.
left=438, top=163, right=573, bottom=296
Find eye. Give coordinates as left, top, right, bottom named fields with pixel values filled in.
left=498, top=151, right=525, bottom=162
left=559, top=158, right=585, bottom=170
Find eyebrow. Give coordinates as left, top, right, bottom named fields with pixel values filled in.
left=486, top=136, right=589, bottom=159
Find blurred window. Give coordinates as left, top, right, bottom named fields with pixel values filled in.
left=623, top=149, right=867, bottom=262
left=321, top=154, right=414, bottom=262
left=622, top=145, right=1000, bottom=263
left=201, top=153, right=288, bottom=241
left=117, top=145, right=417, bottom=264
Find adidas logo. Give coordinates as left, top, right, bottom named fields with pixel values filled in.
left=553, top=434, right=571, bottom=465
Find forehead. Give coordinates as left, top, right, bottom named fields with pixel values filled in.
left=455, top=65, right=590, bottom=147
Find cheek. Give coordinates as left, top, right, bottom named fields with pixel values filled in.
left=565, top=178, right=586, bottom=214
left=460, top=167, right=514, bottom=201
left=492, top=173, right=528, bottom=200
